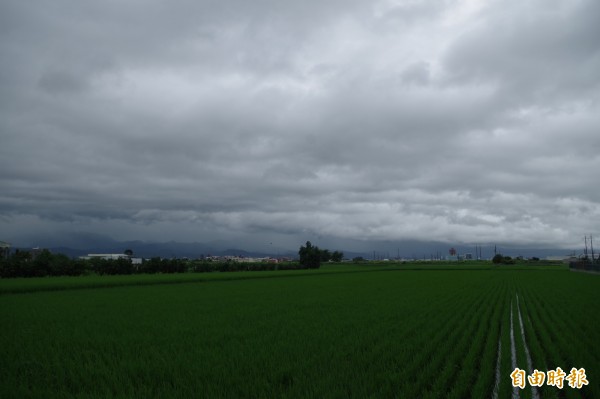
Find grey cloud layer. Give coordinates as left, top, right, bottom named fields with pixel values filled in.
left=1, top=0, right=599, bottom=249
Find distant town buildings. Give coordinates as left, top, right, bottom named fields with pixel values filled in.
left=203, top=255, right=287, bottom=263
left=81, top=253, right=130, bottom=260
left=80, top=253, right=143, bottom=265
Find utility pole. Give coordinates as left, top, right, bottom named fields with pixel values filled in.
left=584, top=236, right=589, bottom=260
left=591, top=235, right=595, bottom=263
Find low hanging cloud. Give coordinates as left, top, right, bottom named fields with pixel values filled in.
left=1, top=0, right=599, bottom=251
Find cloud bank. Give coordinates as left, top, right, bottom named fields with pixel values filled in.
left=1, top=0, right=599, bottom=250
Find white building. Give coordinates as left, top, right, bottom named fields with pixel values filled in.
left=80, top=253, right=143, bottom=265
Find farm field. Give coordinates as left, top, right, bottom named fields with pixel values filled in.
left=1, top=265, right=598, bottom=398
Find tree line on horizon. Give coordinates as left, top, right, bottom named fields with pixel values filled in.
left=0, top=243, right=344, bottom=278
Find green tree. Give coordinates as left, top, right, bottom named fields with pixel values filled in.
left=503, top=256, right=515, bottom=264
left=299, top=241, right=321, bottom=269
left=48, top=253, right=70, bottom=276
left=492, top=254, right=504, bottom=264
left=331, top=251, right=344, bottom=262
left=492, top=253, right=515, bottom=265
left=32, top=249, right=53, bottom=276
left=319, top=249, right=331, bottom=263
left=14, top=250, right=38, bottom=277
left=141, top=257, right=162, bottom=274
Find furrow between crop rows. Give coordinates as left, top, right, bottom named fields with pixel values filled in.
left=518, top=289, right=562, bottom=399
left=510, top=299, right=519, bottom=399
left=491, top=285, right=510, bottom=399
left=496, top=287, right=514, bottom=399
left=516, top=293, right=539, bottom=399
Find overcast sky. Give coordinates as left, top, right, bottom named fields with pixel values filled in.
left=1, top=0, right=599, bottom=251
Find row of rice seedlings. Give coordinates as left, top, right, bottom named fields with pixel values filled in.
left=521, top=287, right=598, bottom=399
left=517, top=272, right=598, bottom=399
left=158, top=272, right=479, bottom=397
left=172, top=283, right=360, bottom=397
left=216, top=276, right=391, bottom=396
left=344, top=272, right=480, bottom=388
left=360, top=273, right=512, bottom=397
left=312, top=274, right=460, bottom=397
left=442, top=283, right=504, bottom=399
left=285, top=273, right=504, bottom=397
left=562, top=277, right=600, bottom=353
left=355, top=297, right=471, bottom=395
left=332, top=274, right=482, bottom=397
left=413, top=300, right=490, bottom=392
left=0, top=264, right=396, bottom=295
left=525, top=282, right=598, bottom=369
left=401, top=281, right=501, bottom=398
left=465, top=280, right=509, bottom=398
left=543, top=273, right=599, bottom=339
left=11, top=278, right=259, bottom=395
left=537, top=275, right=600, bottom=367
left=2, top=280, right=268, bottom=396
left=431, top=281, right=505, bottom=399
left=7, top=270, right=592, bottom=398
left=0, top=271, right=470, bottom=397
left=0, top=271, right=247, bottom=294
left=516, top=288, right=560, bottom=399
left=520, top=290, right=579, bottom=399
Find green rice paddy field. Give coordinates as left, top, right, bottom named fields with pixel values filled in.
left=1, top=264, right=598, bottom=398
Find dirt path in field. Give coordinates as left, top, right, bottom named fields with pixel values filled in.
left=516, top=294, right=539, bottom=399
left=510, top=300, right=519, bottom=399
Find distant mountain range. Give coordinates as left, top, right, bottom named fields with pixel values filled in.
left=7, top=231, right=579, bottom=260
left=26, top=239, right=578, bottom=260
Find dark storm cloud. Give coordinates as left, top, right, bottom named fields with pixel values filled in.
left=1, top=0, right=599, bottom=250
